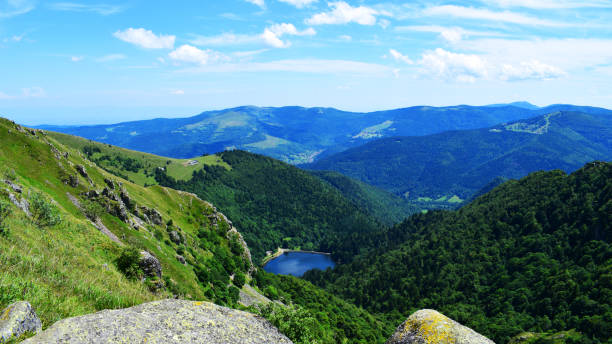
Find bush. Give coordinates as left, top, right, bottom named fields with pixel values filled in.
left=0, top=200, right=11, bottom=235
left=251, top=303, right=318, bottom=344
left=115, top=247, right=142, bottom=280
left=233, top=271, right=246, bottom=289
left=263, top=285, right=279, bottom=300
left=228, top=285, right=240, bottom=304
left=1, top=167, right=17, bottom=181
left=29, top=192, right=61, bottom=227
left=81, top=199, right=104, bottom=220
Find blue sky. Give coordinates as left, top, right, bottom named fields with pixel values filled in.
left=1, top=0, right=612, bottom=124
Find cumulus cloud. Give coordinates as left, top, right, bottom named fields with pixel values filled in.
left=261, top=23, right=316, bottom=48
left=71, top=56, right=83, bottom=62
left=21, top=87, right=46, bottom=98
left=419, top=48, right=488, bottom=82
left=169, top=45, right=225, bottom=65
left=306, top=1, right=380, bottom=26
left=278, top=0, right=317, bottom=8
left=389, top=49, right=413, bottom=64
left=424, top=5, right=572, bottom=27
left=395, top=25, right=507, bottom=44
left=171, top=90, right=185, bottom=95
left=114, top=28, right=175, bottom=49
left=245, top=0, right=265, bottom=8
left=501, top=60, right=566, bottom=81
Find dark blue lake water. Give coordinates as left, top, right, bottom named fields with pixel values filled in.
left=263, top=252, right=336, bottom=277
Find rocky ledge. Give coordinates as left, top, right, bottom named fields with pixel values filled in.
left=23, top=299, right=293, bottom=344
left=386, top=309, right=495, bottom=344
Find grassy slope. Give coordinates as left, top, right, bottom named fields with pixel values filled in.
left=0, top=118, right=245, bottom=327
left=47, top=131, right=230, bottom=186
left=2, top=120, right=389, bottom=344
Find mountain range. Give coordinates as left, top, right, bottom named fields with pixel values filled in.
left=307, top=111, right=612, bottom=202
left=38, top=103, right=611, bottom=164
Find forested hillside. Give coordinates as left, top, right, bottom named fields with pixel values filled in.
left=308, top=112, right=612, bottom=204
left=306, top=162, right=612, bottom=344
left=154, top=150, right=381, bottom=261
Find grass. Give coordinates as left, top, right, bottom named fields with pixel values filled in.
left=0, top=118, right=246, bottom=331
left=46, top=131, right=230, bottom=187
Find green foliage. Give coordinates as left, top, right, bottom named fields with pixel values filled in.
left=306, top=162, right=612, bottom=344
left=308, top=112, right=612, bottom=203
left=0, top=200, right=11, bottom=235
left=1, top=166, right=17, bottom=181
left=264, top=285, right=279, bottom=300
left=115, top=247, right=142, bottom=280
left=81, top=199, right=104, bottom=220
left=233, top=271, right=246, bottom=289
left=252, top=303, right=319, bottom=344
left=155, top=150, right=381, bottom=261
left=29, top=192, right=62, bottom=227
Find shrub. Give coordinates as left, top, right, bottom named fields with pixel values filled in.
left=1, top=167, right=17, bottom=181
left=115, top=247, right=142, bottom=280
left=228, top=285, right=240, bottom=304
left=263, top=285, right=279, bottom=300
left=233, top=271, right=246, bottom=289
left=81, top=199, right=104, bottom=220
left=0, top=200, right=11, bottom=235
left=251, top=303, right=318, bottom=344
left=29, top=192, right=61, bottom=227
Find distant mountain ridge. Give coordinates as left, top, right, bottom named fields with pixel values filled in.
left=306, top=111, right=612, bottom=201
left=37, top=103, right=611, bottom=164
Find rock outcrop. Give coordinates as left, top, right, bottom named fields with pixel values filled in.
left=23, top=299, right=293, bottom=344
left=139, top=251, right=162, bottom=279
left=385, top=309, right=495, bottom=344
left=0, top=301, right=42, bottom=343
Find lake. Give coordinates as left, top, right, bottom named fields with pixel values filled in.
left=263, top=251, right=336, bottom=277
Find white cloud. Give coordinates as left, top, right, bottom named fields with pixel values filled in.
left=278, top=0, right=317, bottom=8
left=389, top=49, right=413, bottom=64
left=96, top=54, right=126, bottom=62
left=419, top=48, right=488, bottom=82
left=0, top=0, right=35, bottom=18
left=501, top=60, right=566, bottom=81
left=113, top=28, right=175, bottom=49
left=21, top=87, right=46, bottom=98
left=245, top=0, right=265, bottom=8
left=71, top=56, right=83, bottom=62
left=48, top=2, right=123, bottom=15
left=169, top=45, right=225, bottom=65
left=339, top=34, right=352, bottom=41
left=424, top=5, right=572, bottom=27
left=171, top=90, right=185, bottom=95
left=0, top=91, right=14, bottom=99
left=262, top=23, right=316, bottom=48
left=483, top=0, right=612, bottom=9
left=2, top=34, right=25, bottom=43
left=306, top=2, right=380, bottom=26
left=190, top=33, right=260, bottom=46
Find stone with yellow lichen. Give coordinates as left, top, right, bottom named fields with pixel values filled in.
left=385, top=309, right=495, bottom=344
left=22, top=299, right=293, bottom=344
left=0, top=301, right=42, bottom=343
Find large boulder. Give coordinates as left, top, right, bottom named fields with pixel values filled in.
left=386, top=309, right=495, bottom=344
left=139, top=251, right=162, bottom=279
left=23, top=299, right=293, bottom=344
left=0, top=301, right=42, bottom=342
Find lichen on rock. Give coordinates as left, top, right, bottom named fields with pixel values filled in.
left=23, top=299, right=293, bottom=344
left=0, top=301, right=42, bottom=343
left=386, top=309, right=495, bottom=344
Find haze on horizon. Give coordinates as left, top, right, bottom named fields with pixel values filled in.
left=1, top=0, right=612, bottom=125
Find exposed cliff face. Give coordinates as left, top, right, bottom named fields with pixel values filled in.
left=386, top=309, right=495, bottom=344
left=23, top=299, right=293, bottom=344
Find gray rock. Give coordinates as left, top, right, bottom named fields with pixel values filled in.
left=23, top=299, right=293, bottom=344
left=0, top=301, right=42, bottom=342
left=169, top=230, right=182, bottom=244
left=85, top=190, right=100, bottom=199
left=175, top=254, right=186, bottom=265
left=103, top=178, right=115, bottom=190
left=75, top=165, right=89, bottom=179
left=139, top=251, right=162, bottom=279
left=111, top=202, right=129, bottom=222
left=144, top=208, right=163, bottom=225
left=68, top=174, right=79, bottom=188
left=3, top=180, right=22, bottom=194
left=8, top=193, right=30, bottom=217
left=385, top=309, right=495, bottom=344
left=119, top=190, right=133, bottom=211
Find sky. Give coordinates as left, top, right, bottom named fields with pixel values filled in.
left=1, top=0, right=612, bottom=125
